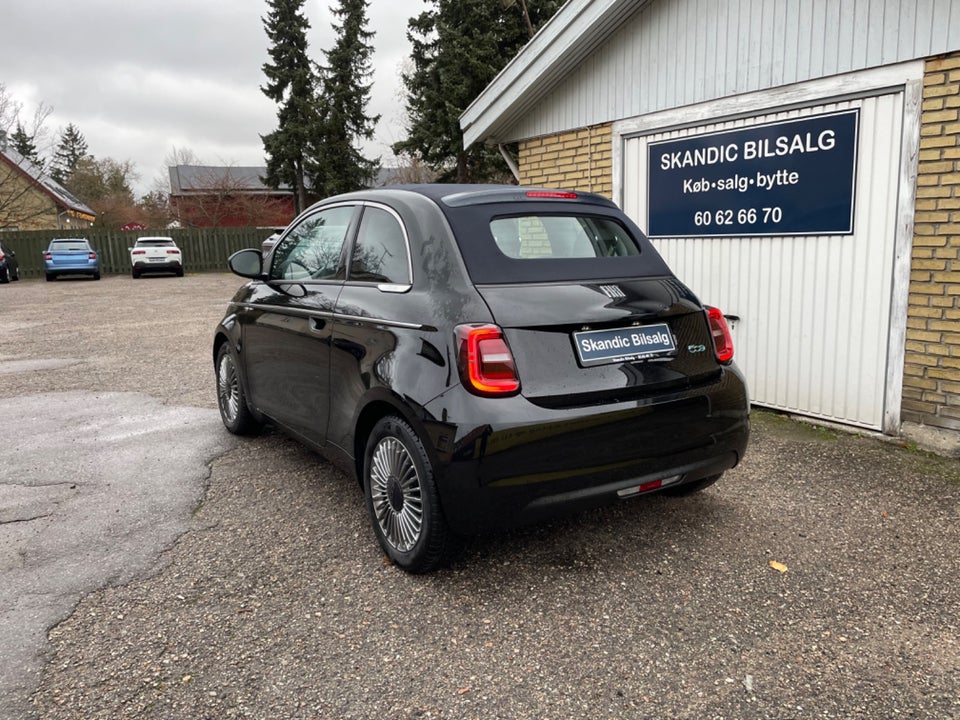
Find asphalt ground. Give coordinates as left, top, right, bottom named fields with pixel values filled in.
left=1, top=272, right=959, bottom=719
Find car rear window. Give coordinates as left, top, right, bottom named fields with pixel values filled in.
left=442, top=204, right=671, bottom=284
left=490, top=216, right=639, bottom=259
left=136, top=239, right=176, bottom=247
left=49, top=241, right=89, bottom=251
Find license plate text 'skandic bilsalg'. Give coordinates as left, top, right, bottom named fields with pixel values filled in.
left=574, top=323, right=676, bottom=366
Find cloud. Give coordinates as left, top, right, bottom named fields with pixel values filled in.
left=0, top=0, right=420, bottom=196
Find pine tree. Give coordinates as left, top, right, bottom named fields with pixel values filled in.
left=310, top=0, right=380, bottom=197
left=50, top=123, right=88, bottom=185
left=393, top=0, right=562, bottom=183
left=261, top=0, right=319, bottom=214
left=10, top=122, right=42, bottom=168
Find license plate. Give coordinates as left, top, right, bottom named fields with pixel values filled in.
left=573, top=323, right=676, bottom=366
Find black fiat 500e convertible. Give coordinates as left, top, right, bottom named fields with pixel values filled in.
left=214, top=185, right=749, bottom=573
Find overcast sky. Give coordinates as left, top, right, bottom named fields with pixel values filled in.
left=0, top=0, right=421, bottom=196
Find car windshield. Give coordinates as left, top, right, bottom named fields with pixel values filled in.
left=49, top=241, right=89, bottom=251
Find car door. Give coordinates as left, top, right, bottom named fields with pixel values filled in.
left=327, top=203, right=415, bottom=454
left=240, top=203, right=358, bottom=446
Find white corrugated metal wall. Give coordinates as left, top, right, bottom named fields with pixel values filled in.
left=506, top=0, right=958, bottom=143
left=622, top=92, right=905, bottom=430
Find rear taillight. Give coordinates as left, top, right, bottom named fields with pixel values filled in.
left=88, top=252, right=97, bottom=259
left=706, top=306, right=734, bottom=364
left=0, top=253, right=4, bottom=261
left=44, top=252, right=52, bottom=260
left=132, top=249, right=146, bottom=255
left=456, top=324, right=521, bottom=396
left=166, top=249, right=179, bottom=255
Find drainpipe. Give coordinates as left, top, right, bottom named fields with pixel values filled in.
left=498, top=144, right=521, bottom=183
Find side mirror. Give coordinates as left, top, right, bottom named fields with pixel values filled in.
left=228, top=248, right=266, bottom=280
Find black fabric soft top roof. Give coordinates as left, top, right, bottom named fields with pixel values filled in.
left=432, top=198, right=672, bottom=285
left=391, top=184, right=619, bottom=210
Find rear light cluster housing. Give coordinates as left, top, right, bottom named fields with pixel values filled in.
left=706, top=306, right=734, bottom=364
left=43, top=252, right=96, bottom=259
left=454, top=310, right=732, bottom=397
left=456, top=324, right=521, bottom=397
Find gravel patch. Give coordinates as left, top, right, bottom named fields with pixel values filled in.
left=1, top=273, right=958, bottom=719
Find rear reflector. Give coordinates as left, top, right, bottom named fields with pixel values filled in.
left=617, top=475, right=681, bottom=498
left=706, top=306, right=734, bottom=364
left=456, top=324, right=521, bottom=396
left=525, top=190, right=578, bottom=199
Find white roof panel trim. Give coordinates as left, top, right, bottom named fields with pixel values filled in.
left=460, top=0, right=652, bottom=149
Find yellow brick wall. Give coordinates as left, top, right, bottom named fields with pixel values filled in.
left=904, top=52, right=960, bottom=431
left=518, top=124, right=613, bottom=198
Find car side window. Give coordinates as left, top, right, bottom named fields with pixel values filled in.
left=348, top=206, right=410, bottom=285
left=271, top=205, right=354, bottom=281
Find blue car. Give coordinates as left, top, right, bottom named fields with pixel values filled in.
left=44, top=238, right=101, bottom=281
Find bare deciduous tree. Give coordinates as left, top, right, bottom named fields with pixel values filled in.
left=172, top=164, right=285, bottom=228
left=0, top=83, right=59, bottom=230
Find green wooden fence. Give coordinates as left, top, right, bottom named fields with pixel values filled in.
left=1, top=227, right=271, bottom=278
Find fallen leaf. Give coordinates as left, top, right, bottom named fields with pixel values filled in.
left=457, top=687, right=471, bottom=695
left=768, top=560, right=788, bottom=573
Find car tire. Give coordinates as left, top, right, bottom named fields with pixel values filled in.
left=176, top=268, right=184, bottom=277
left=45, top=273, right=54, bottom=282
left=363, top=416, right=458, bottom=574
left=93, top=272, right=101, bottom=281
left=12, top=267, right=19, bottom=281
left=0, top=267, right=9, bottom=284
left=131, top=269, right=140, bottom=279
left=662, top=473, right=722, bottom=497
left=215, top=342, right=260, bottom=435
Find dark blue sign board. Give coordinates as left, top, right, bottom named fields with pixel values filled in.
left=647, top=109, right=859, bottom=238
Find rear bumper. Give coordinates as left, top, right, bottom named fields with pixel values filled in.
left=45, top=262, right=99, bottom=275
left=133, top=260, right=182, bottom=273
left=425, top=366, right=750, bottom=534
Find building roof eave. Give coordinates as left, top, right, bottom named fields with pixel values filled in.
left=460, top=0, right=652, bottom=149
left=0, top=147, right=96, bottom=218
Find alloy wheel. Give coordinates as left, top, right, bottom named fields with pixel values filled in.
left=369, top=436, right=423, bottom=552
left=217, top=353, right=241, bottom=424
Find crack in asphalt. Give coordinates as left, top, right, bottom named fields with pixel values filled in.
left=0, top=482, right=78, bottom=489
left=0, top=390, right=235, bottom=720
left=0, top=514, right=54, bottom=526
